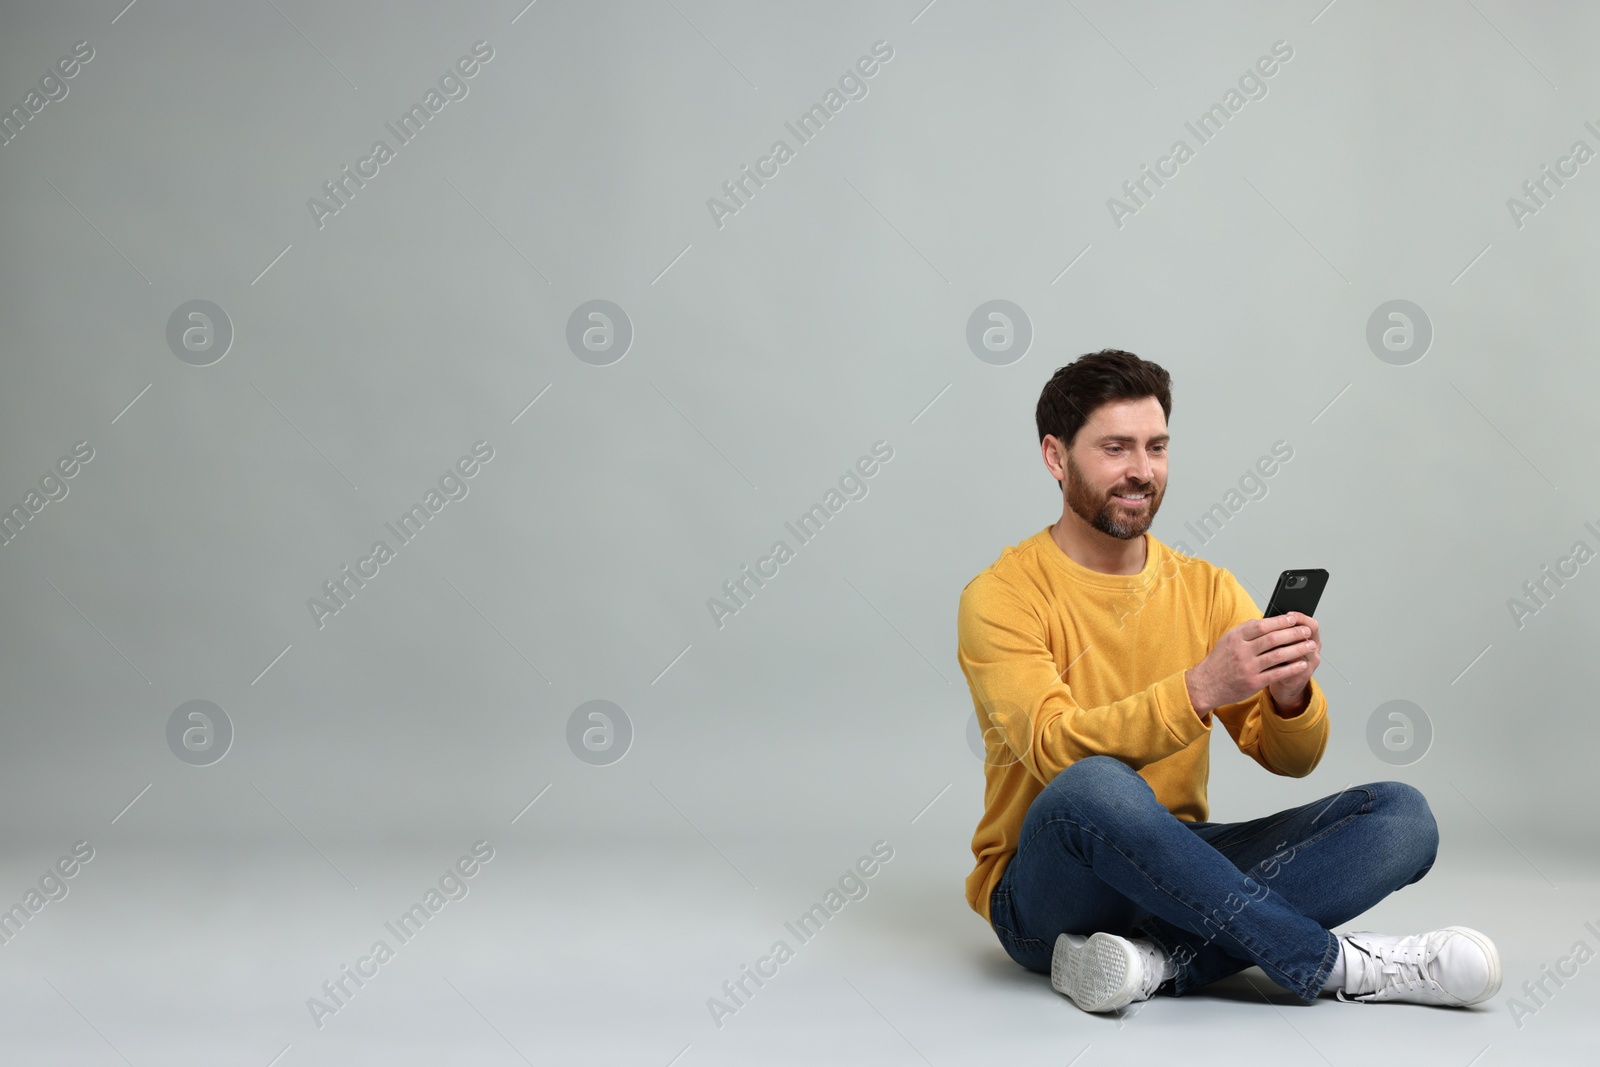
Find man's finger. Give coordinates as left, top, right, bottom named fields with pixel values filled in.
left=1250, top=613, right=1296, bottom=638
left=1253, top=618, right=1311, bottom=654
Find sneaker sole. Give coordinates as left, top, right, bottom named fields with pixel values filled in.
left=1051, top=932, right=1140, bottom=1013
left=1440, top=925, right=1502, bottom=1005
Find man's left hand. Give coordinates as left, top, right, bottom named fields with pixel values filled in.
left=1266, top=611, right=1320, bottom=715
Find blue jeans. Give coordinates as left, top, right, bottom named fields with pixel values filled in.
left=987, top=755, right=1439, bottom=1004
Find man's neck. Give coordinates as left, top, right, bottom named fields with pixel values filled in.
left=1049, top=516, right=1147, bottom=576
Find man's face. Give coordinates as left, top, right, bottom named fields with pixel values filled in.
left=1059, top=397, right=1168, bottom=540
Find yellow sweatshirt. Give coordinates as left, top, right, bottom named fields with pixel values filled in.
left=958, top=525, right=1330, bottom=926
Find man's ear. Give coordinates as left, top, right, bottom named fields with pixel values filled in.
left=1042, top=436, right=1065, bottom=479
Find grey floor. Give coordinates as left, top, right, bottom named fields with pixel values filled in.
left=0, top=827, right=1593, bottom=1065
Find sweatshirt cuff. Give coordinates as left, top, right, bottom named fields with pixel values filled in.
left=1262, top=678, right=1326, bottom=733
left=1157, top=669, right=1211, bottom=747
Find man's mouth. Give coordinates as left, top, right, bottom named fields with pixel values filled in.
left=1112, top=490, right=1150, bottom=506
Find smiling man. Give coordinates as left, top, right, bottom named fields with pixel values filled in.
left=959, top=349, right=1501, bottom=1013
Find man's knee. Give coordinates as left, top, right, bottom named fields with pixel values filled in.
left=1043, top=755, right=1154, bottom=819
left=1053, top=754, right=1136, bottom=788
left=1367, top=780, right=1439, bottom=882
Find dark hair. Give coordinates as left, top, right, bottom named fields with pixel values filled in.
left=1036, top=349, right=1172, bottom=453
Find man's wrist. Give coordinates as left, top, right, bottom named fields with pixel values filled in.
left=1268, top=683, right=1310, bottom=717
left=1184, top=669, right=1213, bottom=719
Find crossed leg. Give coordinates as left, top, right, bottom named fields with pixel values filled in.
left=990, top=756, right=1439, bottom=1003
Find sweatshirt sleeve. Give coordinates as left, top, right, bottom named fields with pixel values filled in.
left=956, top=574, right=1211, bottom=785
left=1209, top=568, right=1330, bottom=778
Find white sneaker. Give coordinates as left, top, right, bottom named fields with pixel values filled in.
left=1337, top=926, right=1502, bottom=1006
left=1051, top=932, right=1163, bottom=1012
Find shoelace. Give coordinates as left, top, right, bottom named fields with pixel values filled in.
left=1347, top=937, right=1438, bottom=1001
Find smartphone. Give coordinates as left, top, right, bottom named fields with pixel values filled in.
left=1263, top=568, right=1328, bottom=619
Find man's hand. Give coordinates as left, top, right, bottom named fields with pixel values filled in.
left=1185, top=612, right=1321, bottom=718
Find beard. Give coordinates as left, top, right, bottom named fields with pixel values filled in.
left=1064, top=451, right=1163, bottom=540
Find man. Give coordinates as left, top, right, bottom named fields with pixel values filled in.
left=957, top=349, right=1500, bottom=1012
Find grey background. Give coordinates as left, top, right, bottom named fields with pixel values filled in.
left=1, top=1, right=1595, bottom=1063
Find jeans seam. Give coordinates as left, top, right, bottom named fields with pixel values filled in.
left=990, top=881, right=1038, bottom=953
left=1309, top=928, right=1340, bottom=1003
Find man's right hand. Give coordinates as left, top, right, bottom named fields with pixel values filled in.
left=1184, top=613, right=1316, bottom=717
